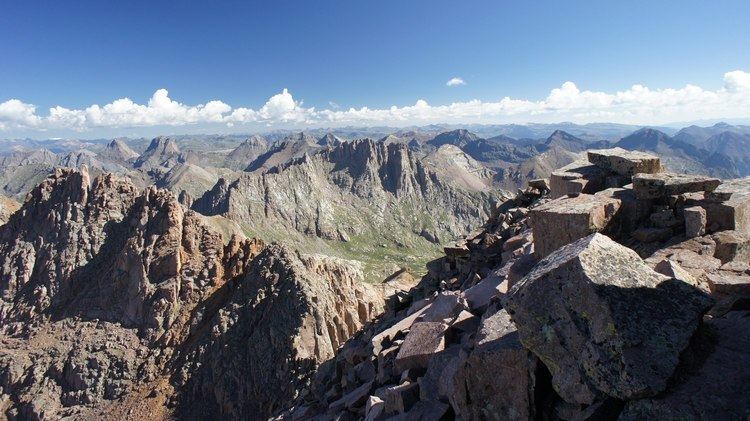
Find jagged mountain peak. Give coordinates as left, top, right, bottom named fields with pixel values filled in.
left=428, top=128, right=480, bottom=148
left=317, top=132, right=344, bottom=147
left=0, top=169, right=405, bottom=419
left=543, top=129, right=588, bottom=152
left=147, top=135, right=181, bottom=153
left=193, top=135, right=499, bottom=268
left=134, top=136, right=183, bottom=170
left=101, top=138, right=139, bottom=162
left=232, top=134, right=266, bottom=150
left=225, top=135, right=269, bottom=170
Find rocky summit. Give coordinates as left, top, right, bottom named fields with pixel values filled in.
left=1, top=144, right=750, bottom=421
left=283, top=147, right=750, bottom=421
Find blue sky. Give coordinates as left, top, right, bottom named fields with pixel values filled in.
left=1, top=0, right=750, bottom=138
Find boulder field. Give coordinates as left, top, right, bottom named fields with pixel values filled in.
left=286, top=148, right=750, bottom=420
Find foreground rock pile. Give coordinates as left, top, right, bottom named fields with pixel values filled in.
left=0, top=168, right=414, bottom=420
left=286, top=148, right=750, bottom=420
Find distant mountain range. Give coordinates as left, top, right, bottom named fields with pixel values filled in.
left=0, top=122, right=749, bottom=270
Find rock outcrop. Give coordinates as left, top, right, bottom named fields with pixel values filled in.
left=174, top=246, right=395, bottom=418
left=0, top=169, right=409, bottom=420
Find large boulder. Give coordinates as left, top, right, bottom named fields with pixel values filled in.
left=530, top=194, right=622, bottom=258
left=455, top=307, right=537, bottom=420
left=702, top=179, right=750, bottom=235
left=712, top=230, right=750, bottom=264
left=706, top=272, right=750, bottom=297
left=394, top=322, right=448, bottom=372
left=504, top=233, right=713, bottom=405
left=587, top=148, right=662, bottom=176
left=549, top=160, right=608, bottom=199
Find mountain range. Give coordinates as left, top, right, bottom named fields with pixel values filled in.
left=1, top=141, right=749, bottom=419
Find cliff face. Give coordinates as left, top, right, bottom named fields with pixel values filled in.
left=194, top=139, right=499, bottom=244
left=0, top=169, right=410, bottom=420
left=173, top=246, right=394, bottom=418
left=0, top=168, right=139, bottom=328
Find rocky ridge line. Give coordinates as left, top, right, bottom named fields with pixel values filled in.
left=0, top=168, right=413, bottom=420
left=284, top=148, right=750, bottom=420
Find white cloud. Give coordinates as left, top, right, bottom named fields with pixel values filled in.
left=0, top=99, right=42, bottom=130
left=725, top=70, right=750, bottom=92
left=1, top=70, right=750, bottom=133
left=446, top=77, right=466, bottom=87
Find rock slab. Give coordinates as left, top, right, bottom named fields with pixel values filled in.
left=633, top=172, right=721, bottom=199
left=587, top=148, right=662, bottom=176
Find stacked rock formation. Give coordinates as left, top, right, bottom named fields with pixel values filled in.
left=288, top=148, right=750, bottom=420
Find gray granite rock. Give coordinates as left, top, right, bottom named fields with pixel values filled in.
left=505, top=233, right=713, bottom=404
left=394, top=322, right=448, bottom=372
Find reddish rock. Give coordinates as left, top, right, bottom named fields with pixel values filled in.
left=394, top=322, right=448, bottom=372
left=587, top=148, right=662, bottom=176
left=684, top=206, right=707, bottom=237
left=457, top=307, right=537, bottom=420
left=633, top=173, right=721, bottom=199
left=712, top=230, right=750, bottom=264
left=706, top=273, right=750, bottom=297
left=421, top=291, right=467, bottom=322
left=654, top=260, right=700, bottom=289
left=530, top=193, right=622, bottom=258
left=549, top=160, right=608, bottom=198
left=383, top=382, right=420, bottom=415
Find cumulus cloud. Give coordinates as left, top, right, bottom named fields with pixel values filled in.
left=446, top=77, right=466, bottom=87
left=0, top=99, right=41, bottom=130
left=725, top=70, right=750, bottom=92
left=1, top=70, right=750, bottom=133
